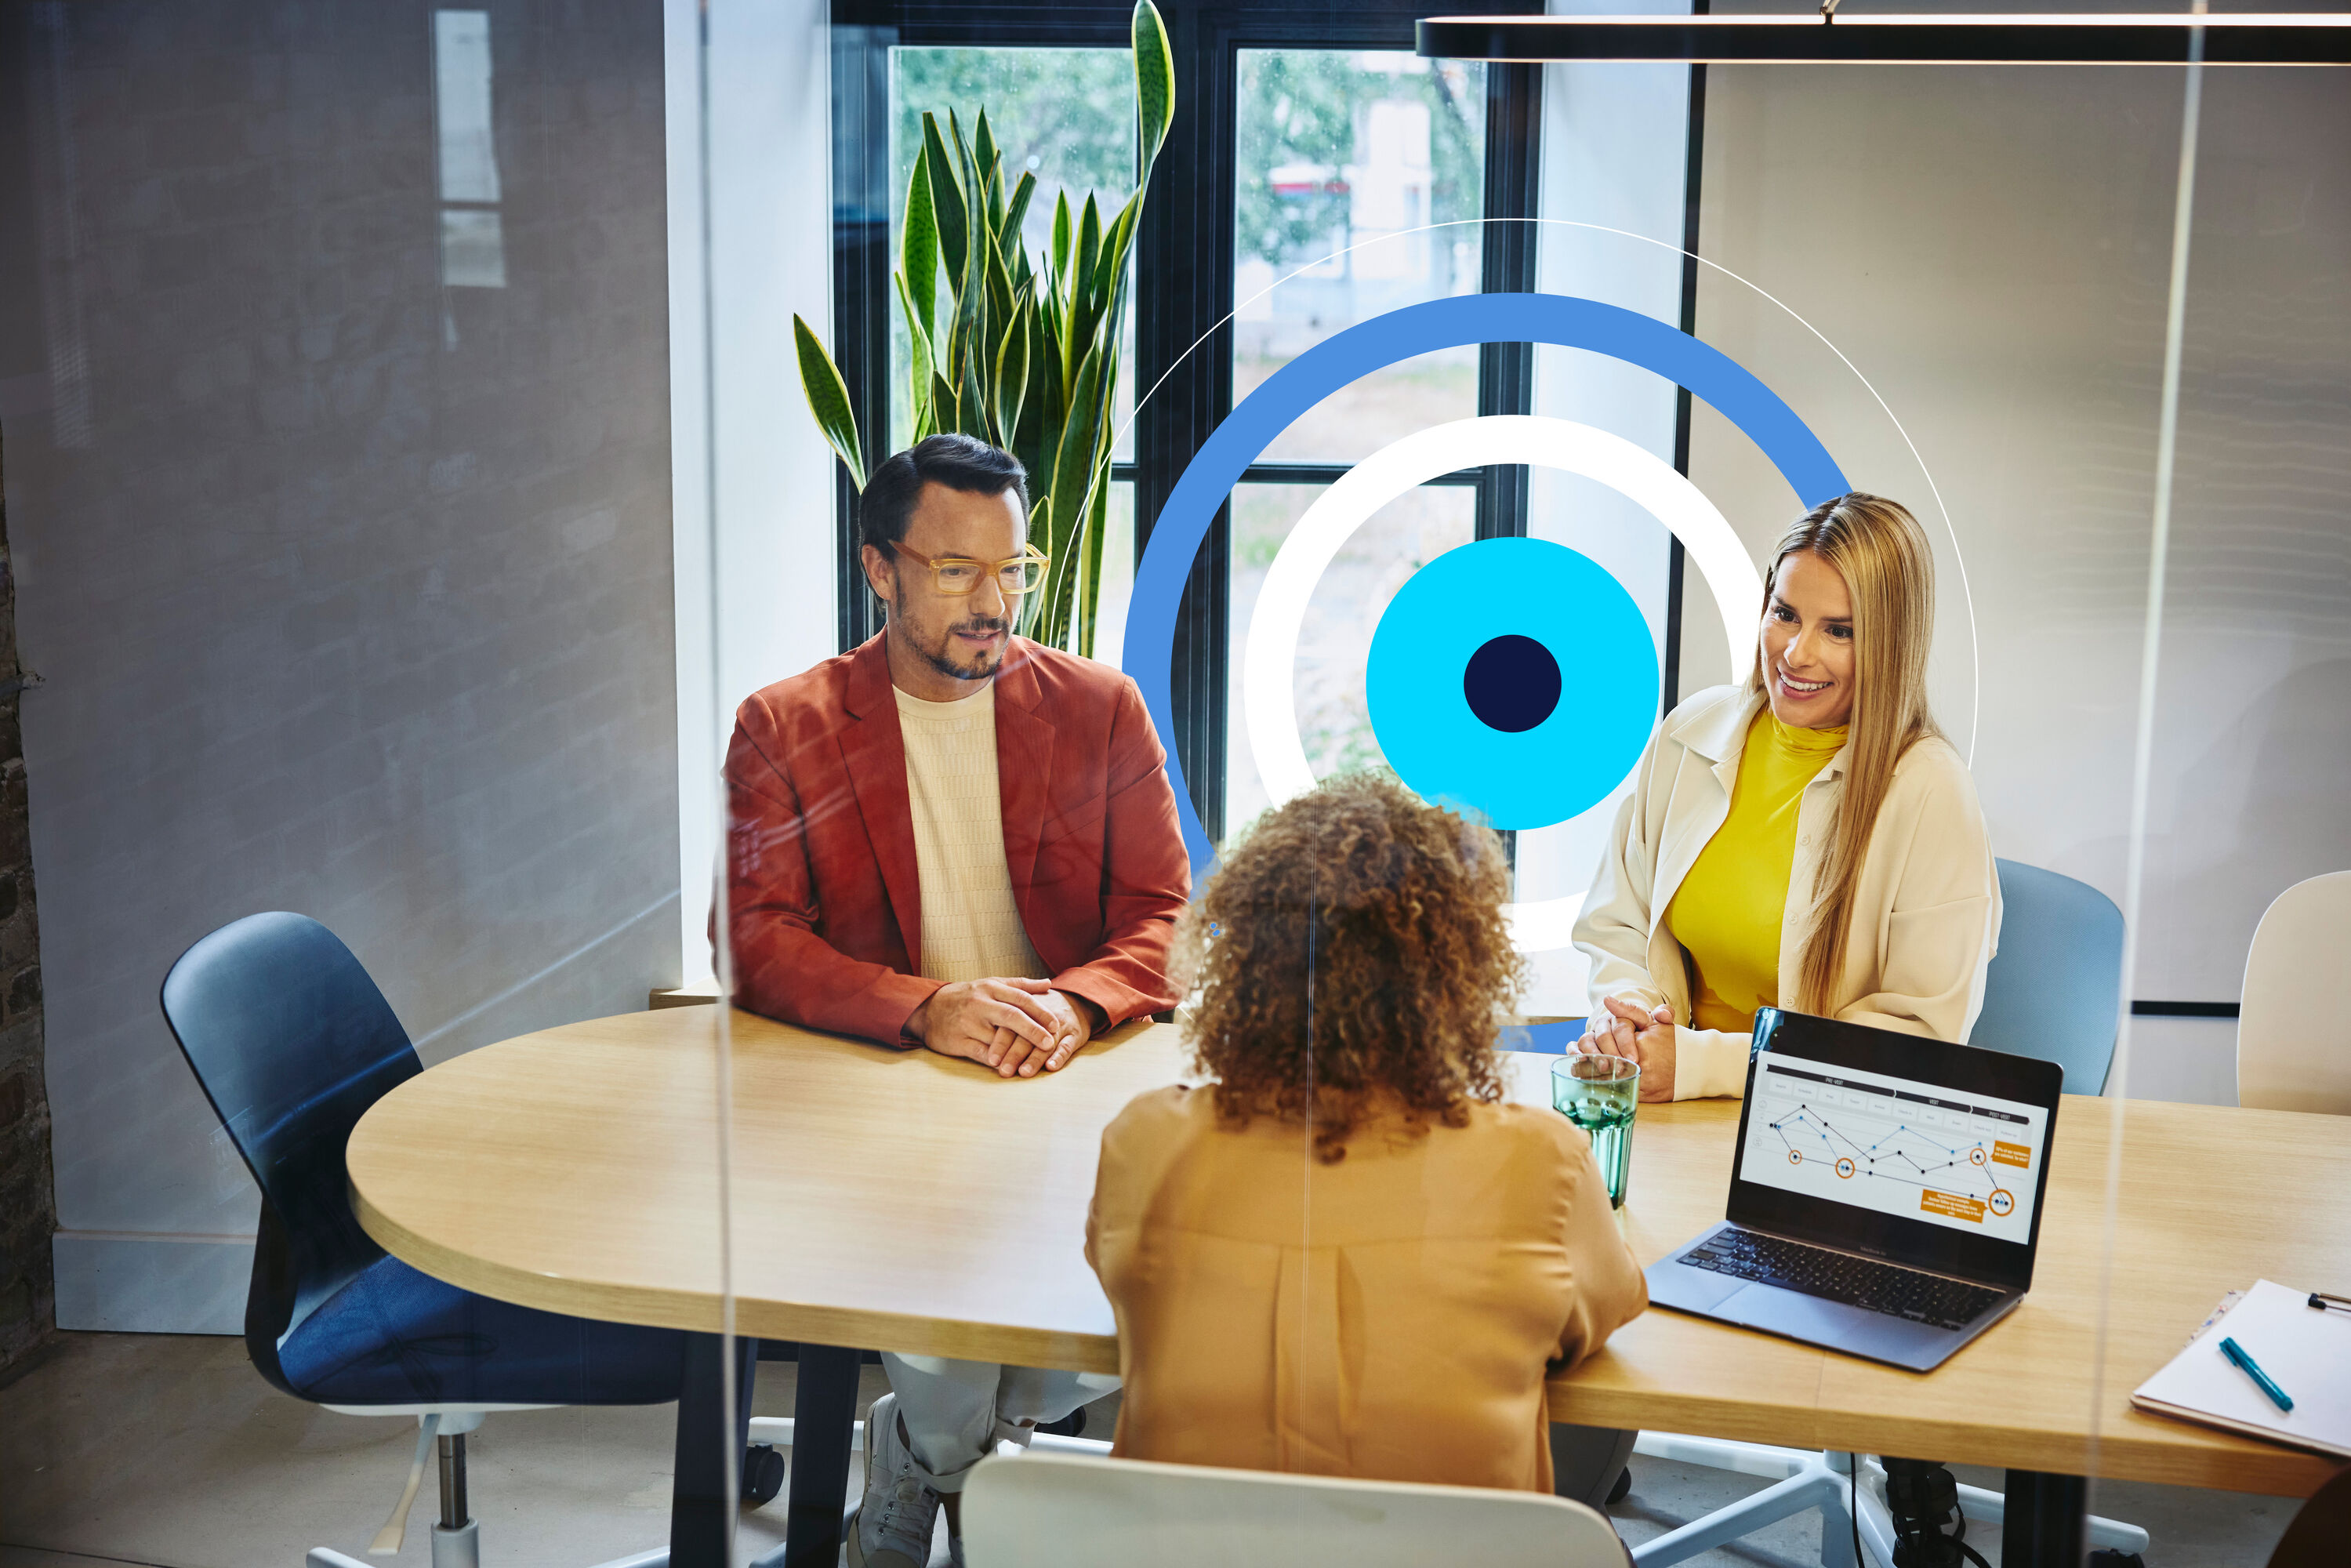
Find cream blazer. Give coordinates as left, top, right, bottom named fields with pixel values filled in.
left=1574, top=684, right=2001, bottom=1100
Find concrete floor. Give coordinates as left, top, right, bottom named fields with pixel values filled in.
left=0, top=1332, right=2298, bottom=1567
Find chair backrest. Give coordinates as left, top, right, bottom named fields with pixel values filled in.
left=1972, top=859, right=2125, bottom=1095
left=2238, top=870, right=2351, bottom=1114
left=960, top=1452, right=1629, bottom=1568
left=160, top=912, right=421, bottom=1366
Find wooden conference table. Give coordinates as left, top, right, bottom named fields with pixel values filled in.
left=347, top=1007, right=2350, bottom=1566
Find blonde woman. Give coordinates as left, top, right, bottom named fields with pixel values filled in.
left=1572, top=493, right=1999, bottom=1101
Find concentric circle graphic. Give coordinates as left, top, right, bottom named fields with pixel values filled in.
left=1130, top=292, right=1851, bottom=885
left=1366, top=537, right=1656, bottom=831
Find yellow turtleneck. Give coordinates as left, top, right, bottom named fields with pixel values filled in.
left=1664, top=710, right=1848, bottom=1033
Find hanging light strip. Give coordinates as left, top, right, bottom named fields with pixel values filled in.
left=1415, top=13, right=2351, bottom=67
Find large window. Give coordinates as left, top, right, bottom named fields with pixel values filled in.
left=832, top=2, right=1551, bottom=843
left=1232, top=51, right=1486, bottom=463
left=1219, top=47, right=1492, bottom=834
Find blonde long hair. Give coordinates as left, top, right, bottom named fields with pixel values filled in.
left=1747, top=493, right=1941, bottom=1012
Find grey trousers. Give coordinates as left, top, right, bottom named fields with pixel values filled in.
left=880, top=1351, right=1120, bottom=1494
left=1551, top=1422, right=1638, bottom=1511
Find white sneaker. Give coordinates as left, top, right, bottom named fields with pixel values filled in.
left=850, top=1393, right=940, bottom=1568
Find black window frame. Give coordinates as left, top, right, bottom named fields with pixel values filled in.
left=828, top=0, right=1574, bottom=844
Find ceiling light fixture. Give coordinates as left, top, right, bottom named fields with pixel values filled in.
left=1415, top=12, right=2351, bottom=67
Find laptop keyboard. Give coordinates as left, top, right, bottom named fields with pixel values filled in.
left=1678, top=1229, right=2007, bottom=1331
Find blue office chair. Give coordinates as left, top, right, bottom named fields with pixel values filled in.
left=1624, top=859, right=2146, bottom=1566
left=161, top=912, right=690, bottom=1566
left=1972, top=858, right=2126, bottom=1094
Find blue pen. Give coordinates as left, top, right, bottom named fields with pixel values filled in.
left=2220, top=1337, right=2294, bottom=1413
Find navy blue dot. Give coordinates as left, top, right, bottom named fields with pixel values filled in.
left=1462, top=634, right=1562, bottom=734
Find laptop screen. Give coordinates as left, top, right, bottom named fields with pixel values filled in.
left=1739, top=1054, right=2050, bottom=1246
left=1726, top=1010, right=2065, bottom=1292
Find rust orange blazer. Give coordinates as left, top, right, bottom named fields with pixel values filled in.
left=1087, top=1087, right=1648, bottom=1493
left=723, top=633, right=1191, bottom=1044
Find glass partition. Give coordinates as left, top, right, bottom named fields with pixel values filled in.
left=1, top=2, right=731, bottom=1565
left=697, top=13, right=2339, bottom=1568
left=5, top=0, right=2340, bottom=1561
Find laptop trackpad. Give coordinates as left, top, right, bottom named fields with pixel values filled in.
left=1725, top=1283, right=1879, bottom=1343
left=1725, top=1285, right=1954, bottom=1370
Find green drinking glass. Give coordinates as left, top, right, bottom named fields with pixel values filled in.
left=1551, top=1053, right=1642, bottom=1209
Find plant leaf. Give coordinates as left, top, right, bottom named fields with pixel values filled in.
left=1095, top=193, right=1140, bottom=307
left=1074, top=194, right=1104, bottom=316
left=896, top=273, right=936, bottom=438
left=1132, top=0, right=1176, bottom=179
left=1050, top=190, right=1072, bottom=281
left=793, top=314, right=865, bottom=491
left=993, top=291, right=1031, bottom=451
left=901, top=154, right=938, bottom=347
left=1018, top=495, right=1050, bottom=639
left=1074, top=459, right=1112, bottom=658
left=922, top=115, right=967, bottom=303
left=1049, top=344, right=1105, bottom=557
left=974, top=108, right=999, bottom=200
left=985, top=234, right=1017, bottom=343
left=931, top=368, right=960, bottom=433
left=960, top=339, right=990, bottom=442
left=1003, top=170, right=1037, bottom=251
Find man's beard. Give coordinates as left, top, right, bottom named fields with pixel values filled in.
left=916, top=613, right=1011, bottom=682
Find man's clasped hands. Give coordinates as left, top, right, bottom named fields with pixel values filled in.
left=904, top=978, right=1106, bottom=1078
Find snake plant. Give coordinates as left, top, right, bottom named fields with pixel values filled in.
left=793, top=0, right=1175, bottom=658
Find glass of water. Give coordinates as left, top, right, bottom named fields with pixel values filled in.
left=1551, top=1054, right=1642, bottom=1209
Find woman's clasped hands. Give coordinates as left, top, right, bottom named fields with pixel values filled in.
left=1573, top=995, right=1677, bottom=1102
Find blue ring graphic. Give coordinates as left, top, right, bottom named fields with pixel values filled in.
left=1367, top=537, right=1660, bottom=831
left=1124, top=292, right=1851, bottom=874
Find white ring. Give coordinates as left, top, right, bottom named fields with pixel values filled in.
left=1241, top=414, right=1767, bottom=953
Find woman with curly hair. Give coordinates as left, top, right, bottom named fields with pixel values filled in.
left=1084, top=771, right=1646, bottom=1499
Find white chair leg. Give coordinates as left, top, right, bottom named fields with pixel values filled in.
left=1633, top=1430, right=1816, bottom=1481
left=1631, top=1455, right=1851, bottom=1566
left=431, top=1519, right=481, bottom=1568
left=307, top=1553, right=372, bottom=1568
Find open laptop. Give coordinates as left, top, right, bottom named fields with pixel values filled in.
left=1645, top=1007, right=2063, bottom=1372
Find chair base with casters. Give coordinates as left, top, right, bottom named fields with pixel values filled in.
left=1624, top=1432, right=2149, bottom=1566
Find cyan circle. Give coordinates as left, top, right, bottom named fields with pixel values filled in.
left=1367, top=539, right=1659, bottom=831
left=1124, top=292, right=1851, bottom=873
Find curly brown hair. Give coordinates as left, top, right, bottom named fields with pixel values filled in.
left=1174, top=771, right=1526, bottom=1163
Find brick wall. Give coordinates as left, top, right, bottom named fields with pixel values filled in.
left=0, top=424, right=53, bottom=1376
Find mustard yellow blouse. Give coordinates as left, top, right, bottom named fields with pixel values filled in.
left=1664, top=711, right=1848, bottom=1033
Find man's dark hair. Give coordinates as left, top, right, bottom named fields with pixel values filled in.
left=859, top=434, right=1029, bottom=555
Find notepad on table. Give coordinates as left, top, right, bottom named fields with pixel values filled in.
left=2132, top=1279, right=2351, bottom=1460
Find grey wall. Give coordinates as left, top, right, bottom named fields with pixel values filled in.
left=0, top=0, right=680, bottom=1330
left=1676, top=58, right=2351, bottom=1102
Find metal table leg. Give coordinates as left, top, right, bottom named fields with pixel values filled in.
left=780, top=1343, right=863, bottom=1568
left=2001, top=1468, right=2087, bottom=1566
left=669, top=1334, right=757, bottom=1568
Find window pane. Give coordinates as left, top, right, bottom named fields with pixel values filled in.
left=887, top=48, right=1137, bottom=462
left=1093, top=481, right=1136, bottom=670
left=1233, top=51, right=1485, bottom=464
left=1225, top=482, right=1476, bottom=839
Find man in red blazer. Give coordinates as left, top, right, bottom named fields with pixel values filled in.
left=723, top=437, right=1188, bottom=1069
left=721, top=434, right=1187, bottom=1568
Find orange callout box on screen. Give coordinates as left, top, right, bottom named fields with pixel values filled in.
left=1920, top=1190, right=1988, bottom=1224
